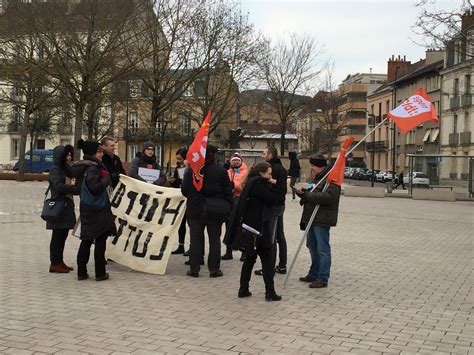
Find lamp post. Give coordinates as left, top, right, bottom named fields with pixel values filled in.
left=391, top=67, right=399, bottom=188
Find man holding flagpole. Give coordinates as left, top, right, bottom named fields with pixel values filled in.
left=295, top=153, right=342, bottom=289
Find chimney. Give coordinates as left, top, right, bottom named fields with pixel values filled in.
left=461, top=8, right=474, bottom=32
left=425, top=48, right=444, bottom=64
left=387, top=55, right=411, bottom=82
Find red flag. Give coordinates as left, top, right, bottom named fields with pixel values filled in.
left=186, top=111, right=211, bottom=191
left=387, top=88, right=439, bottom=134
left=327, top=136, right=354, bottom=186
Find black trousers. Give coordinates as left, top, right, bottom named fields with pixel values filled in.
left=240, top=246, right=275, bottom=295
left=50, top=229, right=69, bottom=265
left=77, top=235, right=107, bottom=277
left=178, top=214, right=187, bottom=245
left=187, top=218, right=222, bottom=273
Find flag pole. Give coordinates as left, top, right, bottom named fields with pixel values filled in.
left=284, top=118, right=388, bottom=285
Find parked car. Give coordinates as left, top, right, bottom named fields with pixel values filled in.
left=403, top=172, right=430, bottom=188
left=363, top=169, right=379, bottom=181
left=352, top=168, right=366, bottom=180
left=375, top=170, right=386, bottom=182
left=13, top=149, right=54, bottom=173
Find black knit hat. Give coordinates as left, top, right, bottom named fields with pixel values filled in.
left=309, top=153, right=327, bottom=167
left=142, top=142, right=155, bottom=152
left=77, top=139, right=100, bottom=156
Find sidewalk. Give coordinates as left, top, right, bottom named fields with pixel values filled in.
left=0, top=180, right=473, bottom=354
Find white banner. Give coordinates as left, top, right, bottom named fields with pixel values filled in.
left=106, top=175, right=186, bottom=275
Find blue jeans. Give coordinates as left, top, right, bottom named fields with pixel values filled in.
left=306, top=225, right=331, bottom=283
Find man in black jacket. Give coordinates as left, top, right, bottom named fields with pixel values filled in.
left=255, top=146, right=288, bottom=275
left=295, top=153, right=341, bottom=289
left=100, top=137, right=125, bottom=188
left=181, top=145, right=233, bottom=278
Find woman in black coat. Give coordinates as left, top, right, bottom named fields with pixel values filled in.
left=73, top=140, right=117, bottom=281
left=288, top=151, right=301, bottom=200
left=224, top=161, right=284, bottom=301
left=47, top=145, right=80, bottom=273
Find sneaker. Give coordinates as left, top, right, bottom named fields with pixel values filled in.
left=309, top=280, right=328, bottom=288
left=265, top=293, right=282, bottom=302
left=221, top=253, right=233, bottom=260
left=238, top=289, right=252, bottom=298
left=275, top=266, right=287, bottom=274
left=95, top=273, right=109, bottom=281
left=209, top=270, right=223, bottom=278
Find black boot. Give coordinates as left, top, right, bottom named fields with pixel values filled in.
left=265, top=292, right=282, bottom=302
left=171, top=244, right=185, bottom=255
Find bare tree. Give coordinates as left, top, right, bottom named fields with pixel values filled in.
left=413, top=0, right=473, bottom=57
left=0, top=2, right=57, bottom=180
left=260, top=33, right=321, bottom=155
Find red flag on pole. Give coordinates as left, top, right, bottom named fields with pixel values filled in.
left=186, top=111, right=211, bottom=191
left=327, top=136, right=354, bottom=186
left=387, top=88, right=439, bottom=134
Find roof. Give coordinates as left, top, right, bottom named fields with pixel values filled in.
left=391, top=60, right=444, bottom=85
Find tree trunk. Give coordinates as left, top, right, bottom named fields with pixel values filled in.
left=73, top=103, right=83, bottom=160
left=280, top=124, right=286, bottom=157
left=16, top=110, right=31, bottom=182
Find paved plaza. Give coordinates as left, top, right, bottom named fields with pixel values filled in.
left=0, top=180, right=473, bottom=355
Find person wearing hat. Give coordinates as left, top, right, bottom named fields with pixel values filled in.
left=128, top=142, right=166, bottom=186
left=294, top=152, right=341, bottom=289
left=71, top=139, right=117, bottom=281
left=221, top=152, right=249, bottom=261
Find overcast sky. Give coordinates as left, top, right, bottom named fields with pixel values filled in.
left=241, top=0, right=460, bottom=85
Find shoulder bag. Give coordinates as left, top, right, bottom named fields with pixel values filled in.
left=41, top=186, right=68, bottom=222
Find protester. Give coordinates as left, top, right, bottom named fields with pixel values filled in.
left=46, top=145, right=80, bottom=273
left=100, top=137, right=125, bottom=188
left=170, top=147, right=189, bottom=255
left=72, top=140, right=117, bottom=281
left=222, top=152, right=249, bottom=261
left=288, top=151, right=301, bottom=200
left=255, top=146, right=287, bottom=276
left=224, top=161, right=284, bottom=301
left=128, top=142, right=166, bottom=186
left=295, top=153, right=341, bottom=288
left=181, top=144, right=233, bottom=278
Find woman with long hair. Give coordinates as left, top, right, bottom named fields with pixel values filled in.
left=224, top=161, right=284, bottom=301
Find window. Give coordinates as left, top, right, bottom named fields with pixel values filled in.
left=129, top=112, right=138, bottom=128
left=60, top=139, right=71, bottom=146
left=465, top=111, right=470, bottom=132
left=129, top=144, right=137, bottom=161
left=11, top=139, right=19, bottom=159
left=465, top=75, right=471, bottom=94
left=454, top=78, right=459, bottom=97
left=36, top=139, right=45, bottom=149
left=44, top=155, right=53, bottom=163
left=129, top=81, right=140, bottom=98
left=431, top=128, right=440, bottom=142
left=13, top=106, right=21, bottom=123
left=453, top=114, right=458, bottom=134
left=422, top=130, right=431, bottom=142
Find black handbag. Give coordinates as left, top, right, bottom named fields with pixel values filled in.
left=204, top=196, right=232, bottom=219
left=41, top=186, right=68, bottom=222
left=233, top=228, right=260, bottom=254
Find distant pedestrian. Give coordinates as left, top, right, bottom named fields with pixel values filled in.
left=128, top=142, right=166, bottom=186
left=170, top=147, right=189, bottom=256
left=100, top=137, right=125, bottom=188
left=224, top=161, right=284, bottom=301
left=181, top=145, right=233, bottom=278
left=73, top=140, right=117, bottom=281
left=295, top=153, right=341, bottom=288
left=394, top=171, right=405, bottom=190
left=46, top=145, right=80, bottom=274
left=288, top=151, right=301, bottom=200
left=222, top=152, right=249, bottom=261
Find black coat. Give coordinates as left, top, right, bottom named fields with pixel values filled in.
left=268, top=157, right=288, bottom=205
left=181, top=163, right=233, bottom=220
left=169, top=163, right=186, bottom=188
left=224, top=176, right=283, bottom=249
left=299, top=166, right=341, bottom=228
left=128, top=155, right=167, bottom=186
left=102, top=152, right=125, bottom=188
left=72, top=157, right=117, bottom=240
left=46, top=145, right=80, bottom=230
left=288, top=156, right=301, bottom=178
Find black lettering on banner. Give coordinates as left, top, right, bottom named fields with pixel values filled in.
left=124, top=225, right=137, bottom=252
left=158, top=199, right=185, bottom=225
left=149, top=236, right=169, bottom=260
left=125, top=191, right=139, bottom=215
left=137, top=194, right=150, bottom=220
left=132, top=232, right=153, bottom=258
left=110, top=183, right=126, bottom=208
left=111, top=218, right=128, bottom=245
left=144, top=198, right=159, bottom=222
